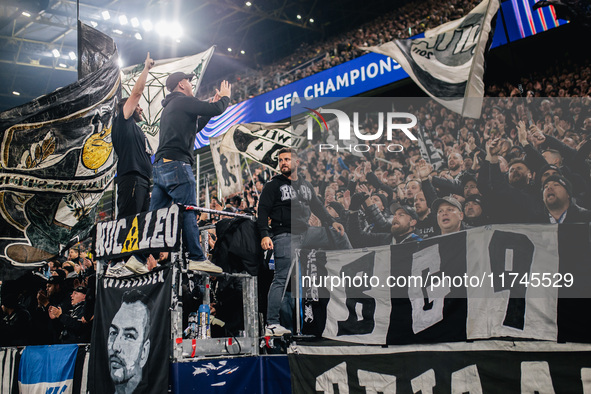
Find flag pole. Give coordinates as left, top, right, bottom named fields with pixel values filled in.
left=243, top=156, right=259, bottom=199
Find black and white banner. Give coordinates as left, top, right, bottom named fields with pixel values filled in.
left=366, top=0, right=499, bottom=118
left=89, top=266, right=172, bottom=394
left=93, top=205, right=181, bottom=260
left=0, top=23, right=119, bottom=278
left=301, top=224, right=591, bottom=345
left=289, top=341, right=591, bottom=393
left=209, top=134, right=243, bottom=197
left=219, top=122, right=306, bottom=171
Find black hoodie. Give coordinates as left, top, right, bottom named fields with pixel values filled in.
left=257, top=174, right=334, bottom=238
left=156, top=92, right=230, bottom=165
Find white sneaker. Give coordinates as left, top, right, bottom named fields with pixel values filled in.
left=188, top=259, right=223, bottom=273
left=265, top=324, right=291, bottom=337
left=105, top=261, right=134, bottom=278
left=124, top=255, right=149, bottom=275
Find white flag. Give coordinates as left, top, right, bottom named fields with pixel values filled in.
left=209, top=135, right=243, bottom=198
left=121, top=46, right=215, bottom=151
left=366, top=0, right=499, bottom=118
left=219, top=122, right=306, bottom=171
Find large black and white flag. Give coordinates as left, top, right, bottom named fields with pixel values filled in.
left=89, top=266, right=172, bottom=394
left=219, top=122, right=306, bottom=171
left=0, top=23, right=119, bottom=279
left=121, top=47, right=215, bottom=152
left=417, top=124, right=444, bottom=170
left=366, top=0, right=499, bottom=118
left=209, top=135, right=243, bottom=197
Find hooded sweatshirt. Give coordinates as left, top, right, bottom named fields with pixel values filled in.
left=156, top=92, right=230, bottom=165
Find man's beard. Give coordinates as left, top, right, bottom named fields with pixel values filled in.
left=133, top=111, right=143, bottom=123
left=280, top=167, right=291, bottom=177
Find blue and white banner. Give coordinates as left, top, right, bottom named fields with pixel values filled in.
left=18, top=344, right=78, bottom=394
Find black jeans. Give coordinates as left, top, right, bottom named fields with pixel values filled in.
left=115, top=173, right=150, bottom=219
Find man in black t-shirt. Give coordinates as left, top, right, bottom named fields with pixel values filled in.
left=112, top=53, right=155, bottom=219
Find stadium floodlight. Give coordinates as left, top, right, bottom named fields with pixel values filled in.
left=118, top=58, right=124, bottom=68
left=59, top=63, right=67, bottom=68
left=310, top=18, right=314, bottom=23
left=131, top=17, right=140, bottom=28
left=68, top=51, right=76, bottom=60
left=142, top=20, right=153, bottom=31
left=119, top=15, right=128, bottom=25
left=102, top=10, right=110, bottom=20
left=297, top=14, right=302, bottom=20
left=90, top=21, right=98, bottom=28
left=227, top=48, right=232, bottom=52
left=170, top=22, right=183, bottom=39
left=245, top=1, right=252, bottom=6
left=135, top=32, right=142, bottom=40
left=155, top=21, right=168, bottom=36
left=241, top=50, right=245, bottom=54
left=52, top=49, right=60, bottom=58
left=12, top=91, right=20, bottom=96
left=22, top=11, right=31, bottom=17
left=113, top=29, right=123, bottom=35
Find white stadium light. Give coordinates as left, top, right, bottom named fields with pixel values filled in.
left=245, top=1, right=252, bottom=6
left=241, top=50, right=245, bottom=54
left=102, top=10, right=110, bottom=20
left=119, top=15, right=128, bottom=25
left=59, top=63, right=67, bottom=68
left=142, top=20, right=153, bottom=31
left=155, top=21, right=168, bottom=36
left=297, top=14, right=302, bottom=20
left=12, top=91, right=20, bottom=96
left=22, top=11, right=31, bottom=17
left=170, top=22, right=183, bottom=39
left=227, top=48, right=232, bottom=52
left=310, top=18, right=314, bottom=23
left=113, top=29, right=123, bottom=35
left=52, top=49, right=60, bottom=58
left=68, top=51, right=76, bottom=60
left=90, top=21, right=98, bottom=28
left=135, top=32, right=143, bottom=40
left=131, top=17, right=140, bottom=28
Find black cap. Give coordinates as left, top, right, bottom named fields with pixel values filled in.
left=464, top=194, right=483, bottom=206
left=460, top=173, right=477, bottom=187
left=540, top=163, right=563, bottom=177
left=165, top=72, right=194, bottom=92
left=47, top=275, right=63, bottom=285
left=72, top=286, right=87, bottom=294
left=543, top=175, right=573, bottom=197
left=432, top=196, right=462, bottom=213
left=390, top=202, right=419, bottom=221
left=372, top=193, right=388, bottom=209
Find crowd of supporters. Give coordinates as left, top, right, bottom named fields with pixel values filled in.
left=2, top=0, right=591, bottom=346
left=198, top=0, right=483, bottom=103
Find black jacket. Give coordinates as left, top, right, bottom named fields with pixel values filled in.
left=59, top=301, right=90, bottom=344
left=156, top=92, right=230, bottom=165
left=212, top=217, right=264, bottom=275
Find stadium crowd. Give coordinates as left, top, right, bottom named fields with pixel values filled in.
left=2, top=0, right=591, bottom=346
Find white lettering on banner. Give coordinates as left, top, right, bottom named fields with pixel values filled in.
left=111, top=219, right=126, bottom=255
left=336, top=74, right=349, bottom=89
left=581, top=368, right=591, bottom=393
left=315, top=362, right=349, bottom=394
left=139, top=211, right=152, bottom=249
left=411, top=369, right=436, bottom=394
left=165, top=204, right=179, bottom=247
left=451, top=365, right=483, bottom=394
left=95, top=207, right=180, bottom=258
left=521, top=362, right=556, bottom=393
left=358, top=369, right=396, bottom=394
left=408, top=244, right=450, bottom=334
left=151, top=208, right=167, bottom=248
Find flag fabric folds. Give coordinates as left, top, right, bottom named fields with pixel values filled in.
left=218, top=122, right=305, bottom=171
left=0, top=23, right=119, bottom=279
left=366, top=0, right=499, bottom=118
left=121, top=47, right=215, bottom=152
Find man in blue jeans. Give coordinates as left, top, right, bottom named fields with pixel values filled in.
left=257, top=148, right=351, bottom=336
left=150, top=73, right=231, bottom=273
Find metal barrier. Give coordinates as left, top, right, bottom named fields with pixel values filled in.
left=170, top=206, right=259, bottom=362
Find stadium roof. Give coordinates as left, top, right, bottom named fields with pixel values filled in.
left=0, top=0, right=403, bottom=111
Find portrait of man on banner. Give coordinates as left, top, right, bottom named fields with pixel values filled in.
left=89, top=267, right=172, bottom=394
left=108, top=289, right=153, bottom=394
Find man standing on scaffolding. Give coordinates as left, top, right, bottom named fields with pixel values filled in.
left=257, top=148, right=351, bottom=336
left=150, top=73, right=231, bottom=273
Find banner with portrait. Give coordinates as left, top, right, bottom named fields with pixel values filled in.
left=88, top=266, right=172, bottom=394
